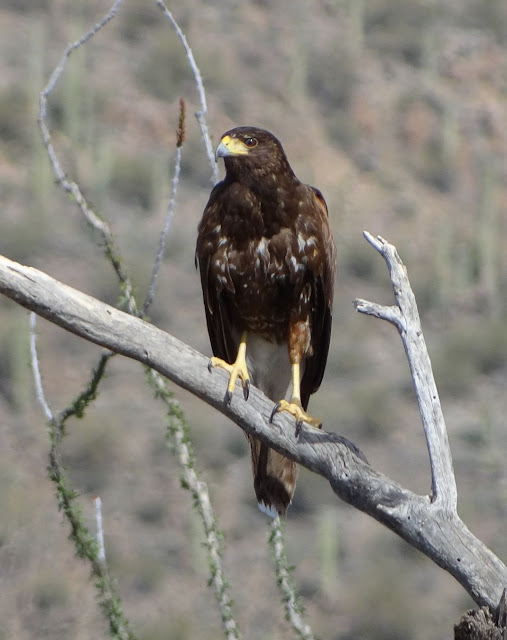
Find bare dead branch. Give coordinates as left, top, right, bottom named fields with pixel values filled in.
left=143, top=145, right=183, bottom=313
left=1, top=250, right=505, bottom=610
left=143, top=99, right=186, bottom=313
left=39, top=11, right=241, bottom=634
left=29, top=312, right=54, bottom=422
left=38, top=0, right=138, bottom=314
left=38, top=0, right=123, bottom=227
left=156, top=1, right=219, bottom=184
left=355, top=231, right=457, bottom=513
left=94, top=496, right=106, bottom=566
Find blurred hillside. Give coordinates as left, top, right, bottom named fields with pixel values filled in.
left=0, top=1, right=506, bottom=638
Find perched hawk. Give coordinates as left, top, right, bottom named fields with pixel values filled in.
left=196, top=127, right=336, bottom=516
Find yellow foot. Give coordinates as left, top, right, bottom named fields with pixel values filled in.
left=208, top=356, right=250, bottom=405
left=270, top=399, right=322, bottom=436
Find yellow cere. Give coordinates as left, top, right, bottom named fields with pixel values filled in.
left=221, top=135, right=250, bottom=155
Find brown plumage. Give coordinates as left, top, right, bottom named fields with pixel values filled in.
left=196, top=126, right=336, bottom=516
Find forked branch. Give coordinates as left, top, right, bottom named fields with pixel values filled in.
left=0, top=240, right=505, bottom=611
left=355, top=232, right=457, bottom=511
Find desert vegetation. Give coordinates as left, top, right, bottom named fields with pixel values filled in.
left=0, top=1, right=507, bottom=639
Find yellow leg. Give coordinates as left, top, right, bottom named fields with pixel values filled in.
left=270, top=362, right=322, bottom=435
left=208, top=331, right=250, bottom=405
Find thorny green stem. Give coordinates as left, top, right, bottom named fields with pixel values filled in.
left=36, top=3, right=242, bottom=637
left=269, top=517, right=316, bottom=640
left=147, top=368, right=242, bottom=640
left=31, top=312, right=136, bottom=640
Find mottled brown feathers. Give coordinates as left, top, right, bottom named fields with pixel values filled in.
left=196, top=126, right=336, bottom=515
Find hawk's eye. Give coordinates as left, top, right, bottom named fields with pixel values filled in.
left=243, top=137, right=257, bottom=148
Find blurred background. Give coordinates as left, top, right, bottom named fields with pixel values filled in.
left=1, top=0, right=507, bottom=638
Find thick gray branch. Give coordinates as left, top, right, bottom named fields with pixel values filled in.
left=0, top=254, right=505, bottom=610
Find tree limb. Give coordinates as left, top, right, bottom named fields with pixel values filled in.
left=355, top=231, right=457, bottom=511
left=156, top=0, right=219, bottom=184
left=0, top=251, right=505, bottom=610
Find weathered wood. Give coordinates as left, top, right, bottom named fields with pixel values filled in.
left=0, top=252, right=506, bottom=609
left=455, top=607, right=505, bottom=640
left=356, top=232, right=457, bottom=511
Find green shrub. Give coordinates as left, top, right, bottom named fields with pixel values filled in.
left=120, top=0, right=160, bottom=42
left=137, top=34, right=194, bottom=102
left=109, top=154, right=156, bottom=211
left=433, top=320, right=507, bottom=397
left=397, top=92, right=456, bottom=193
left=32, top=575, right=69, bottom=611
left=342, top=240, right=380, bottom=280
left=365, top=0, right=447, bottom=66
left=0, top=88, right=31, bottom=155
left=2, top=0, right=50, bottom=10
left=307, top=47, right=358, bottom=113
left=465, top=0, right=507, bottom=43
left=351, top=383, right=399, bottom=439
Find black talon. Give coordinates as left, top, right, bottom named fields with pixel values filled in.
left=270, top=402, right=281, bottom=423
left=224, top=389, right=233, bottom=405
left=207, top=360, right=213, bottom=373
left=243, top=379, right=250, bottom=401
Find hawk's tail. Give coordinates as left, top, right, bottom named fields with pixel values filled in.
left=247, top=435, right=298, bottom=517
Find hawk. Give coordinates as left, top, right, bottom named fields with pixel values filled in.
left=196, top=127, right=336, bottom=516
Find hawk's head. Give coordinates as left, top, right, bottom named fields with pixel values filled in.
left=215, top=126, right=294, bottom=182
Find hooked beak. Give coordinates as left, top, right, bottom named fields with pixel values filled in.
left=215, top=140, right=231, bottom=161
left=215, top=134, right=249, bottom=161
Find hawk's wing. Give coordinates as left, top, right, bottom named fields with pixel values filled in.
left=196, top=182, right=238, bottom=365
left=300, top=187, right=336, bottom=410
